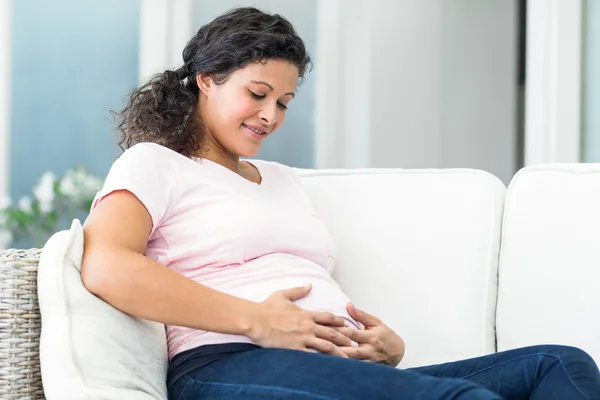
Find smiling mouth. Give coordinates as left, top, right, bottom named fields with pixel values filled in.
left=243, top=124, right=268, bottom=135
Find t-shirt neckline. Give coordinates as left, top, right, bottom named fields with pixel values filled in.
left=193, top=157, right=264, bottom=187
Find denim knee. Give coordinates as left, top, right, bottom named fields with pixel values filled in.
left=532, top=345, right=598, bottom=371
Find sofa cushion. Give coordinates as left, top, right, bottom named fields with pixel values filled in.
left=297, top=168, right=506, bottom=368
left=38, top=219, right=168, bottom=400
left=496, top=163, right=600, bottom=364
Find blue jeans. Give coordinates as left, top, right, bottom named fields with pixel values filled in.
left=168, top=344, right=600, bottom=399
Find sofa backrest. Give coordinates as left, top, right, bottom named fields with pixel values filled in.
left=297, top=168, right=506, bottom=367
left=496, top=163, right=600, bottom=365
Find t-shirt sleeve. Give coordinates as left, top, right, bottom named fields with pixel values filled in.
left=91, top=143, right=177, bottom=235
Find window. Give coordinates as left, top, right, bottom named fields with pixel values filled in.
left=10, top=0, right=141, bottom=200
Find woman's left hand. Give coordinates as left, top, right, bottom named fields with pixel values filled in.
left=335, top=303, right=405, bottom=367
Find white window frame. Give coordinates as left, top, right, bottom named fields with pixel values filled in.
left=314, top=0, right=371, bottom=169
left=139, top=0, right=196, bottom=82
left=525, top=0, right=583, bottom=165
left=0, top=0, right=12, bottom=207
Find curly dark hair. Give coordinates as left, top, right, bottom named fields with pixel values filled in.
left=114, top=7, right=312, bottom=157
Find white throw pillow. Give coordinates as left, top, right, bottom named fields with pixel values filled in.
left=38, top=219, right=168, bottom=400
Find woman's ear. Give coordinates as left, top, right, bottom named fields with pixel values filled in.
left=196, top=74, right=213, bottom=94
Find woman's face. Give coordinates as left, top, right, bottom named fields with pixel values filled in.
left=197, top=59, right=299, bottom=158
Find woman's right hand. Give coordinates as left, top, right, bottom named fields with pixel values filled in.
left=247, top=285, right=353, bottom=357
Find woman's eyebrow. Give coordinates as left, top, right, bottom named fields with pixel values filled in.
left=250, top=80, right=295, bottom=97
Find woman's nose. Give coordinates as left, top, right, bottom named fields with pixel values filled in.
left=259, top=103, right=278, bottom=125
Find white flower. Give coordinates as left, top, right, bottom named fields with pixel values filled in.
left=60, top=175, right=78, bottom=198
left=61, top=168, right=102, bottom=200
left=18, top=196, right=32, bottom=213
left=33, top=171, right=56, bottom=213
left=82, top=174, right=103, bottom=196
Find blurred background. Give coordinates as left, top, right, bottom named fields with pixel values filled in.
left=0, top=0, right=597, bottom=247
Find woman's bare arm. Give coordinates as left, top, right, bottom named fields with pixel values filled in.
left=82, top=190, right=260, bottom=335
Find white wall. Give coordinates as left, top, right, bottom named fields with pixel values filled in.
left=369, top=0, right=518, bottom=183
left=439, top=0, right=518, bottom=180
left=367, top=0, right=444, bottom=170
left=317, top=0, right=519, bottom=184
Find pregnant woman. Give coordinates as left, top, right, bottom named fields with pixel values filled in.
left=81, top=7, right=600, bottom=400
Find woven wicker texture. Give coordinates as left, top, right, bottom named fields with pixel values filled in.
left=0, top=249, right=44, bottom=400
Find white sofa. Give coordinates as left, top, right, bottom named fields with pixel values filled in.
left=37, top=163, right=600, bottom=399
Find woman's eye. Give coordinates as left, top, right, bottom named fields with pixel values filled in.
left=249, top=91, right=265, bottom=100
left=249, top=91, right=287, bottom=110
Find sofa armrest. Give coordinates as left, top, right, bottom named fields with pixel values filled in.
left=0, top=248, right=44, bottom=399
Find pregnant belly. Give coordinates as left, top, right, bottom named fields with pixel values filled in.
left=167, top=254, right=362, bottom=359
left=197, top=254, right=362, bottom=329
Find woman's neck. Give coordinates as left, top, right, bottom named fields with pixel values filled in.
left=200, top=137, right=241, bottom=173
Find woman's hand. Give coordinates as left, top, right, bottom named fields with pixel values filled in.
left=247, top=285, right=354, bottom=358
left=335, top=303, right=405, bottom=366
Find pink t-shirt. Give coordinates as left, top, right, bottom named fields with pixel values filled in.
left=92, top=142, right=361, bottom=359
